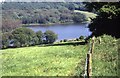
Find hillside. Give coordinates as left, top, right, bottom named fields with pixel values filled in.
left=74, top=10, right=97, bottom=23
left=1, top=44, right=88, bottom=76
left=2, top=2, right=96, bottom=33
left=2, top=3, right=87, bottom=25
left=1, top=35, right=119, bottom=76
left=92, top=35, right=118, bottom=76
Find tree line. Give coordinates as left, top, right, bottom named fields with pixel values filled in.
left=1, top=27, right=58, bottom=49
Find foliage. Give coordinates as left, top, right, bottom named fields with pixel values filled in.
left=44, top=30, right=58, bottom=44
left=13, top=39, right=21, bottom=48
left=2, top=2, right=93, bottom=25
left=63, top=39, right=67, bottom=42
left=84, top=2, right=108, bottom=12
left=2, top=32, right=12, bottom=49
left=2, top=2, right=84, bottom=10
left=76, top=38, right=79, bottom=41
left=73, top=12, right=87, bottom=23
left=1, top=28, right=59, bottom=48
left=79, top=36, right=84, bottom=40
left=12, top=27, right=38, bottom=47
left=87, top=2, right=120, bottom=38
left=36, top=31, right=43, bottom=44
left=2, top=18, right=21, bottom=33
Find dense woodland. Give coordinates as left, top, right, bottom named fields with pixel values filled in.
left=2, top=2, right=87, bottom=32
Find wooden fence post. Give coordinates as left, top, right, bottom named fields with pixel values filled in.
left=84, top=36, right=95, bottom=78
left=91, top=36, right=95, bottom=54
left=87, top=53, right=92, bottom=78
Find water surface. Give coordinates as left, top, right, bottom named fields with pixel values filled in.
left=26, top=24, right=91, bottom=41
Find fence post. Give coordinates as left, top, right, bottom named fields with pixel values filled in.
left=89, top=53, right=92, bottom=77
left=84, top=36, right=95, bottom=78
left=91, top=36, right=95, bottom=54
left=87, top=53, right=92, bottom=78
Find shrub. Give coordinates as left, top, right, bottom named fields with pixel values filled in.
left=63, top=39, right=67, bottom=42
left=79, top=36, right=84, bottom=40
left=76, top=38, right=79, bottom=41
left=60, top=40, right=63, bottom=42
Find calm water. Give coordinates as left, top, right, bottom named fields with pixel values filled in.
left=26, top=24, right=91, bottom=41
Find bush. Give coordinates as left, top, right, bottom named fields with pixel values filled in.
left=63, top=39, right=67, bottom=42
left=60, top=40, right=63, bottom=42
left=79, top=36, right=84, bottom=40
left=44, top=30, right=58, bottom=44
left=76, top=38, right=79, bottom=41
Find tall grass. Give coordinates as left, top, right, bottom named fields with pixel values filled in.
left=92, top=35, right=118, bottom=76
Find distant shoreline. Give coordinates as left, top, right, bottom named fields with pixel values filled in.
left=22, top=22, right=74, bottom=27
left=22, top=22, right=89, bottom=27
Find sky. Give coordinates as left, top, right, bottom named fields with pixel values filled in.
left=0, top=0, right=5, bottom=2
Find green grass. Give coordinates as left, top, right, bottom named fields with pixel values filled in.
left=74, top=10, right=97, bottom=22
left=92, top=35, right=118, bottom=76
left=1, top=44, right=88, bottom=76
left=1, top=35, right=118, bottom=76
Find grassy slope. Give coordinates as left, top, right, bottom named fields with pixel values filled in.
left=74, top=10, right=97, bottom=23
left=1, top=35, right=118, bottom=76
left=92, top=35, right=118, bottom=76
left=1, top=44, right=88, bottom=76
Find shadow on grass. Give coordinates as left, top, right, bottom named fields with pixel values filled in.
left=39, top=41, right=87, bottom=47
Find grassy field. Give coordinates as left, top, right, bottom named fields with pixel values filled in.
left=92, top=35, right=118, bottom=76
left=1, top=44, right=88, bottom=76
left=0, top=35, right=119, bottom=76
left=74, top=10, right=97, bottom=22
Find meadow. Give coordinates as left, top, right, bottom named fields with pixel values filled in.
left=74, top=10, right=97, bottom=22
left=1, top=43, right=88, bottom=76
left=0, top=35, right=119, bottom=76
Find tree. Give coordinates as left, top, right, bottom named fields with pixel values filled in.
left=84, top=2, right=108, bottom=12
left=86, top=2, right=120, bottom=39
left=13, top=39, right=21, bottom=48
left=44, top=30, right=58, bottom=44
left=2, top=18, right=21, bottom=33
left=36, top=30, right=43, bottom=44
left=12, top=27, right=38, bottom=47
left=2, top=32, right=12, bottom=48
left=73, top=13, right=88, bottom=23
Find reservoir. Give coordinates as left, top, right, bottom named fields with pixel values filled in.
left=26, top=23, right=91, bottom=40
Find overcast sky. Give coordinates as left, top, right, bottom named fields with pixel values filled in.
left=0, top=0, right=119, bottom=2
left=0, top=0, right=5, bottom=2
